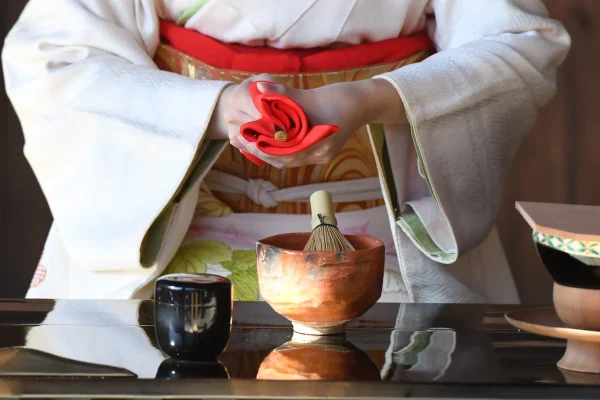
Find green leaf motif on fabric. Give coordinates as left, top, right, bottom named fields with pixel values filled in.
left=228, top=250, right=257, bottom=265
left=230, top=267, right=259, bottom=302
left=164, top=244, right=258, bottom=301
left=222, top=250, right=259, bottom=301
left=165, top=241, right=233, bottom=275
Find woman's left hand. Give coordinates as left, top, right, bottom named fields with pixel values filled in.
left=229, top=79, right=405, bottom=169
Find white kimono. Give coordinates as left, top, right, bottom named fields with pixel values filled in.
left=2, top=0, right=570, bottom=303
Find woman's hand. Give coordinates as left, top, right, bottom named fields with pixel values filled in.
left=209, top=74, right=407, bottom=169
left=206, top=74, right=273, bottom=141
left=236, top=81, right=369, bottom=168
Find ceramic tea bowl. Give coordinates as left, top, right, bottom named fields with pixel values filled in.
left=256, top=233, right=385, bottom=336
left=512, top=202, right=600, bottom=373
left=534, top=241, right=600, bottom=331
left=516, top=202, right=600, bottom=331
left=256, top=333, right=380, bottom=380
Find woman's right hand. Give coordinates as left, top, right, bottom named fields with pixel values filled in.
left=207, top=74, right=277, bottom=141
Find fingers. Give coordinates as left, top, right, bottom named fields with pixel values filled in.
left=256, top=81, right=289, bottom=96
left=250, top=73, right=277, bottom=84
left=227, top=123, right=244, bottom=149
left=228, top=87, right=262, bottom=121
left=226, top=73, right=340, bottom=169
left=245, top=143, right=284, bottom=169
left=247, top=73, right=289, bottom=96
left=233, top=137, right=338, bottom=169
left=233, top=73, right=281, bottom=121
left=243, top=142, right=331, bottom=170
left=229, top=121, right=306, bottom=169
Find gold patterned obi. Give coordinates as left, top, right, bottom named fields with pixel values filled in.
left=154, top=25, right=432, bottom=215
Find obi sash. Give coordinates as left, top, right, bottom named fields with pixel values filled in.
left=154, top=21, right=434, bottom=215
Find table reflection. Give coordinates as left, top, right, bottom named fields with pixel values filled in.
left=1, top=300, right=512, bottom=384
left=381, top=304, right=505, bottom=383
left=257, top=333, right=380, bottom=380
left=23, top=300, right=165, bottom=378
left=156, top=358, right=230, bottom=379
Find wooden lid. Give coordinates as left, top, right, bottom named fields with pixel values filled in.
left=516, top=202, right=600, bottom=242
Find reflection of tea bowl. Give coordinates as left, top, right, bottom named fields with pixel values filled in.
left=256, top=333, right=380, bottom=380
left=256, top=233, right=385, bottom=336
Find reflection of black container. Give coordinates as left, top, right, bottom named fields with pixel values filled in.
left=154, top=274, right=232, bottom=361
left=156, top=358, right=229, bottom=379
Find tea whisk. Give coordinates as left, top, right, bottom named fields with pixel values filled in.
left=303, top=190, right=355, bottom=252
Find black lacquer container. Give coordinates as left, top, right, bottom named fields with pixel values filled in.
left=536, top=243, right=600, bottom=289
left=154, top=273, right=232, bottom=361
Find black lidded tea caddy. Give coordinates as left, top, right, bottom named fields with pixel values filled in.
left=154, top=273, right=232, bottom=361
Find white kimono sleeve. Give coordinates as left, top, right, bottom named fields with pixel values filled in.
left=2, top=0, right=230, bottom=271
left=375, top=0, right=570, bottom=263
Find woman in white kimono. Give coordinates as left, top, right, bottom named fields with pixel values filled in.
left=2, top=0, right=570, bottom=303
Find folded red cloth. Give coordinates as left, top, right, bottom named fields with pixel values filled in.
left=239, top=81, right=339, bottom=166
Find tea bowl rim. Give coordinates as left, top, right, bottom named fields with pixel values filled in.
left=533, top=232, right=600, bottom=260
left=256, top=232, right=385, bottom=255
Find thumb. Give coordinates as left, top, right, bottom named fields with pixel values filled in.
left=257, top=81, right=286, bottom=95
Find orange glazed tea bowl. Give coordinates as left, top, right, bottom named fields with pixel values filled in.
left=256, top=233, right=385, bottom=335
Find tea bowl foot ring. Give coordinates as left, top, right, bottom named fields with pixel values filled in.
left=558, top=339, right=600, bottom=374
left=292, top=322, right=347, bottom=336
left=506, top=307, right=600, bottom=374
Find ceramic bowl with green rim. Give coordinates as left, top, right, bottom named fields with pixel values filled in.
left=533, top=231, right=600, bottom=290
left=516, top=201, right=600, bottom=290
left=517, top=202, right=600, bottom=331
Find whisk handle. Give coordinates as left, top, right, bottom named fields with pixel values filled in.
left=309, top=190, right=337, bottom=229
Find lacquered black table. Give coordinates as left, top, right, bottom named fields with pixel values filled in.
left=0, top=299, right=598, bottom=399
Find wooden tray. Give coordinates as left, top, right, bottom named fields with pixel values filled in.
left=506, top=307, right=600, bottom=374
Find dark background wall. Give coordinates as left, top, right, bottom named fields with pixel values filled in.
left=495, top=0, right=600, bottom=304
left=1, top=1, right=598, bottom=302
left=1, top=1, right=53, bottom=298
